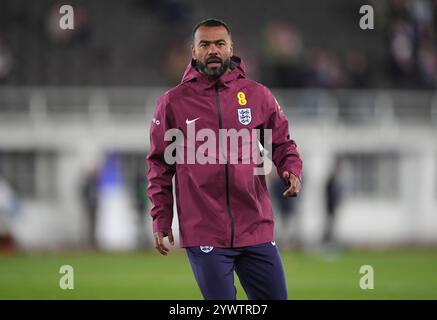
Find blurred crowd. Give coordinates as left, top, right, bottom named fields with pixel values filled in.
left=0, top=0, right=437, bottom=88
left=386, top=0, right=437, bottom=88
left=256, top=0, right=437, bottom=89
left=257, top=21, right=371, bottom=89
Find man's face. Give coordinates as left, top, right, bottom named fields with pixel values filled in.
left=192, top=26, right=234, bottom=79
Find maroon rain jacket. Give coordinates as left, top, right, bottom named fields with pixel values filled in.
left=147, top=56, right=302, bottom=248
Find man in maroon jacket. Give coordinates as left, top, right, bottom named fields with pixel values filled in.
left=147, top=19, right=302, bottom=300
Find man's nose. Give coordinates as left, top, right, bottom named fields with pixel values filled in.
left=207, top=44, right=219, bottom=55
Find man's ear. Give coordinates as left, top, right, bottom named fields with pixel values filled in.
left=191, top=45, right=196, bottom=60
left=230, top=42, right=234, bottom=57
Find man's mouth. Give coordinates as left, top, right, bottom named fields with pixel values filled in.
left=197, top=57, right=230, bottom=78
left=207, top=59, right=222, bottom=67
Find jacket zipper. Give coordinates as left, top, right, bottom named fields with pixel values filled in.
left=215, top=83, right=234, bottom=248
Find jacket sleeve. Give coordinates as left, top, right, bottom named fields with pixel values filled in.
left=263, top=86, right=303, bottom=185
left=146, top=93, right=175, bottom=236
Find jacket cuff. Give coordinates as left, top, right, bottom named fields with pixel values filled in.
left=152, top=216, right=172, bottom=236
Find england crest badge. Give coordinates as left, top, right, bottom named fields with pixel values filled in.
left=200, top=246, right=214, bottom=253
left=237, top=108, right=252, bottom=125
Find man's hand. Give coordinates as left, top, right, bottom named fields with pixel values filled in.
left=282, top=171, right=301, bottom=197
left=154, top=230, right=174, bottom=255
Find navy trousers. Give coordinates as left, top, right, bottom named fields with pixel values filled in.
left=186, top=242, right=288, bottom=300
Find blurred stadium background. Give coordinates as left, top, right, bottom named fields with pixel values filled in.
left=0, top=0, right=437, bottom=299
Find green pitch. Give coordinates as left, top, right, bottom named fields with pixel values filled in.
left=0, top=249, right=436, bottom=299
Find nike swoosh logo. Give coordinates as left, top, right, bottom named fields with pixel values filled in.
left=186, top=117, right=200, bottom=125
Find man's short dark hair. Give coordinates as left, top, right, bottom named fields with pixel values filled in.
left=192, top=19, right=231, bottom=37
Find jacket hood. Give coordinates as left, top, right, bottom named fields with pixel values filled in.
left=180, top=55, right=246, bottom=87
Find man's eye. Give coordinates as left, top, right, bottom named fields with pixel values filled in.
left=200, top=43, right=207, bottom=48
left=218, top=42, right=225, bottom=46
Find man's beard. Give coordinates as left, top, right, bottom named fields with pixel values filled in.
left=196, top=57, right=231, bottom=79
